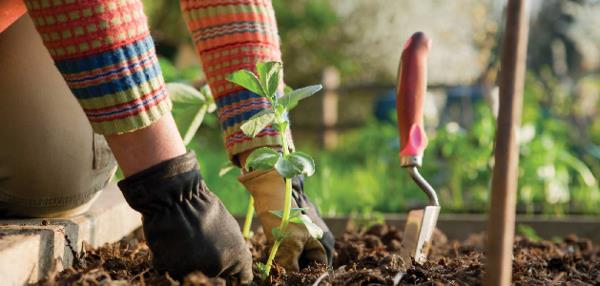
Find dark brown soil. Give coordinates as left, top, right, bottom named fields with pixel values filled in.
left=34, top=224, right=600, bottom=285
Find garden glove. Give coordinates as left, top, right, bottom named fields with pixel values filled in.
left=239, top=169, right=334, bottom=271
left=118, top=151, right=252, bottom=283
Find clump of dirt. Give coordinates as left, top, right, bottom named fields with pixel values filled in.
left=34, top=225, right=600, bottom=285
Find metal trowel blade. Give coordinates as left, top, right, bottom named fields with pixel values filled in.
left=399, top=205, right=441, bottom=265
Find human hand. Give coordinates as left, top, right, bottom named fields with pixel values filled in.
left=118, top=152, right=252, bottom=283
left=239, top=169, right=334, bottom=271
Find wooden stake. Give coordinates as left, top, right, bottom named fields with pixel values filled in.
left=321, top=67, right=340, bottom=150
left=484, top=0, right=529, bottom=285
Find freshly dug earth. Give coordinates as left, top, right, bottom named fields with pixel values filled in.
left=35, top=224, right=600, bottom=285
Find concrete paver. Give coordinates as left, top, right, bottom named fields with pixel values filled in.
left=0, top=185, right=141, bottom=286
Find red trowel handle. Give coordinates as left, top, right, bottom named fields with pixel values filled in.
left=396, top=32, right=431, bottom=167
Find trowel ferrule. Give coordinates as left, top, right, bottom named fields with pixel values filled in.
left=400, top=155, right=422, bottom=168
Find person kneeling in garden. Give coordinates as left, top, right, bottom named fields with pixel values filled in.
left=0, top=0, right=333, bottom=283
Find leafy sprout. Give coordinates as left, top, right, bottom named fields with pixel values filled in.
left=227, top=61, right=322, bottom=278
left=167, top=82, right=216, bottom=146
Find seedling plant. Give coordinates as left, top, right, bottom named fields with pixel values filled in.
left=227, top=61, right=324, bottom=279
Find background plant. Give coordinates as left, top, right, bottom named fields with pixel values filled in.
left=147, top=0, right=600, bottom=217
left=160, top=52, right=600, bottom=217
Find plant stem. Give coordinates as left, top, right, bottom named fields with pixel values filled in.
left=263, top=122, right=293, bottom=277
left=242, top=196, right=254, bottom=239
left=263, top=239, right=281, bottom=277
left=182, top=105, right=207, bottom=146
left=279, top=128, right=293, bottom=229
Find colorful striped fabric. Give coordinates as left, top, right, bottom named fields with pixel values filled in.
left=181, top=0, right=293, bottom=159
left=25, top=0, right=171, bottom=135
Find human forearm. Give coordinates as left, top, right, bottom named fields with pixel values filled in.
left=105, top=113, right=186, bottom=177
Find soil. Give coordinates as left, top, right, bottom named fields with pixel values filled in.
left=34, top=224, right=600, bottom=286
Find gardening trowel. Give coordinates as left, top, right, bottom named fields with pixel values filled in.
left=396, top=32, right=441, bottom=266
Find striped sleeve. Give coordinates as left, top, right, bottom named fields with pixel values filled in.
left=25, top=0, right=171, bottom=135
left=181, top=0, right=293, bottom=159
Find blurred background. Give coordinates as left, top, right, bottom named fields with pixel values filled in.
left=142, top=0, right=600, bottom=216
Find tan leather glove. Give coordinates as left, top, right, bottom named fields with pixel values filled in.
left=238, top=169, right=334, bottom=271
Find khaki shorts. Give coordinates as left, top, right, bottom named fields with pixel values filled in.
left=0, top=15, right=117, bottom=217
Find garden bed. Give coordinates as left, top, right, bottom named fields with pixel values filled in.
left=34, top=222, right=600, bottom=285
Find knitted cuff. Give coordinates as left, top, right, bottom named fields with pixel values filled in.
left=181, top=0, right=293, bottom=159
left=25, top=0, right=171, bottom=135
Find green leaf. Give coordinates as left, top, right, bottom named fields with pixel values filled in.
left=199, top=84, right=217, bottom=113
left=270, top=208, right=306, bottom=218
left=257, top=61, right=282, bottom=99
left=275, top=104, right=286, bottom=115
left=168, top=82, right=207, bottom=104
left=167, top=83, right=211, bottom=145
left=293, top=214, right=324, bottom=239
left=226, top=69, right=264, bottom=96
left=280, top=85, right=323, bottom=110
left=270, top=210, right=283, bottom=218
left=245, top=147, right=281, bottom=171
left=218, top=162, right=236, bottom=177
left=284, top=84, right=293, bottom=94
left=272, top=227, right=288, bottom=241
left=288, top=151, right=316, bottom=176
left=517, top=224, right=541, bottom=242
left=267, top=69, right=281, bottom=99
left=274, top=156, right=301, bottom=178
left=256, top=262, right=268, bottom=280
left=256, top=62, right=276, bottom=81
left=289, top=216, right=303, bottom=224
left=274, top=121, right=289, bottom=132
left=240, top=111, right=276, bottom=138
left=290, top=207, right=307, bottom=217
left=250, top=109, right=275, bottom=121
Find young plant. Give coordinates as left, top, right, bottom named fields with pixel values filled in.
left=227, top=61, right=324, bottom=279
left=167, top=82, right=216, bottom=146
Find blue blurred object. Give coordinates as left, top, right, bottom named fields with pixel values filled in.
left=446, top=85, right=484, bottom=99
left=373, top=88, right=397, bottom=124
left=373, top=85, right=486, bottom=126
left=442, top=85, right=485, bottom=127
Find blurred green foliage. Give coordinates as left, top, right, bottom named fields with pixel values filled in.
left=301, top=104, right=495, bottom=216
left=303, top=74, right=599, bottom=216
left=142, top=0, right=356, bottom=87
left=146, top=0, right=600, bottom=216
left=272, top=0, right=357, bottom=86
left=162, top=50, right=600, bottom=215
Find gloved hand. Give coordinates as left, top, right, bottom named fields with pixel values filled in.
left=118, top=151, right=252, bottom=283
left=239, top=169, right=334, bottom=271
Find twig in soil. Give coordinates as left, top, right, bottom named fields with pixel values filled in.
left=549, top=272, right=565, bottom=286
left=130, top=268, right=150, bottom=284
left=392, top=271, right=404, bottom=286
left=311, top=272, right=329, bottom=286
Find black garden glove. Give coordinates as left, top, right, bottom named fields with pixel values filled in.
left=292, top=174, right=335, bottom=267
left=118, top=151, right=252, bottom=283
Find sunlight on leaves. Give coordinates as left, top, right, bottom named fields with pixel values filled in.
left=245, top=147, right=281, bottom=171
left=240, top=111, right=276, bottom=138
left=226, top=69, right=264, bottom=96
left=280, top=84, right=322, bottom=110
left=288, top=151, right=316, bottom=176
